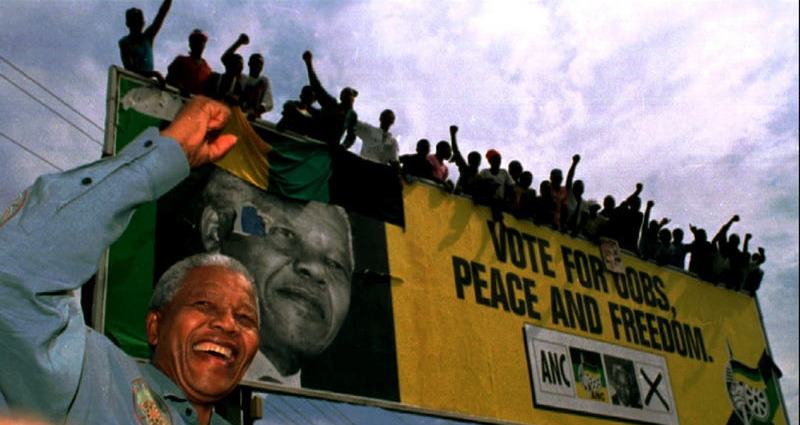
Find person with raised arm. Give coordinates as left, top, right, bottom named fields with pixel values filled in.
left=0, top=96, right=261, bottom=425
left=206, top=33, right=248, bottom=104
left=302, top=50, right=358, bottom=149
left=118, top=0, right=172, bottom=83
left=448, top=125, right=482, bottom=196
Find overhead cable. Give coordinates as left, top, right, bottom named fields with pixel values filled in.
left=0, top=54, right=104, bottom=132
left=0, top=71, right=102, bottom=146
left=0, top=130, right=62, bottom=170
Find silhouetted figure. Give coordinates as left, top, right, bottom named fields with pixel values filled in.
left=688, top=224, right=714, bottom=281
left=551, top=155, right=579, bottom=230
left=508, top=160, right=523, bottom=179
left=400, top=139, right=433, bottom=180
left=449, top=125, right=481, bottom=197
left=302, top=51, right=358, bottom=148
left=710, top=215, right=739, bottom=285
left=477, top=149, right=514, bottom=221
left=654, top=228, right=673, bottom=265
left=563, top=155, right=584, bottom=233
left=428, top=141, right=452, bottom=188
left=669, top=228, right=691, bottom=269
left=610, top=183, right=644, bottom=252
left=724, top=231, right=751, bottom=290
left=597, top=195, right=616, bottom=239
left=510, top=171, right=536, bottom=220
left=118, top=0, right=171, bottom=83
left=277, top=85, right=321, bottom=138
left=639, top=200, right=669, bottom=260
left=581, top=201, right=604, bottom=242
left=206, top=34, right=247, bottom=104
left=534, top=180, right=554, bottom=226
left=355, top=109, right=398, bottom=164
left=166, top=29, right=212, bottom=96
left=743, top=247, right=766, bottom=295
left=241, top=53, right=274, bottom=120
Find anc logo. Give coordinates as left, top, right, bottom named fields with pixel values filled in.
left=725, top=347, right=783, bottom=425
left=132, top=378, right=172, bottom=425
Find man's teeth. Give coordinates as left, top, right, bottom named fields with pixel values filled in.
left=193, top=343, right=232, bottom=359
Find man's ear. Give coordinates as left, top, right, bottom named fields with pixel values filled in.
left=200, top=206, right=222, bottom=252
left=145, top=310, right=161, bottom=346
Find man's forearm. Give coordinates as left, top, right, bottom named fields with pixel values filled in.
left=0, top=128, right=189, bottom=418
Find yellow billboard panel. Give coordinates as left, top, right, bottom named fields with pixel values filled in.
left=387, top=182, right=786, bottom=425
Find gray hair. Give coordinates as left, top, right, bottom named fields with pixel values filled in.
left=149, top=253, right=257, bottom=312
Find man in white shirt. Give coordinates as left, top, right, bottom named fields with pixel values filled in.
left=241, top=53, right=274, bottom=120
left=354, top=109, right=399, bottom=164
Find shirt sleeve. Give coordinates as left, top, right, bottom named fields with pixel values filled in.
left=0, top=128, right=189, bottom=420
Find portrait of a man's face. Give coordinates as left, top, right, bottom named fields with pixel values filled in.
left=195, top=168, right=354, bottom=384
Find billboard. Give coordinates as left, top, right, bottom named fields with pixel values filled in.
left=101, top=68, right=787, bottom=425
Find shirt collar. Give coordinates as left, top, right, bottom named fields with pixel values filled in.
left=140, top=363, right=231, bottom=425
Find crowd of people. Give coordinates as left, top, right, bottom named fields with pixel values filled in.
left=117, top=1, right=765, bottom=296
left=119, top=0, right=273, bottom=121
left=397, top=127, right=766, bottom=295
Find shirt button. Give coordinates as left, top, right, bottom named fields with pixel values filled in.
left=81, top=177, right=92, bottom=186
left=144, top=140, right=154, bottom=148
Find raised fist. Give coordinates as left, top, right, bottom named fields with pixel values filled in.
left=450, top=125, right=458, bottom=135
left=647, top=200, right=654, bottom=208
left=732, top=214, right=740, bottom=222
left=302, top=50, right=313, bottom=62
left=573, top=154, right=581, bottom=163
left=238, top=33, right=250, bottom=44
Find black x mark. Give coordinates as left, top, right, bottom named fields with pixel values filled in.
left=641, top=369, right=670, bottom=411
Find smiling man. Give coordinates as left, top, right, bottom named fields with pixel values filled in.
left=0, top=96, right=257, bottom=424
left=198, top=168, right=354, bottom=387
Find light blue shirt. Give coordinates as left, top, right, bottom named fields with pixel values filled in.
left=0, top=128, right=229, bottom=424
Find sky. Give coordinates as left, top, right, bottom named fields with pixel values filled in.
left=0, top=0, right=797, bottom=424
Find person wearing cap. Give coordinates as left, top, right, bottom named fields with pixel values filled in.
left=118, top=0, right=172, bottom=82
left=301, top=51, right=358, bottom=148
left=477, top=149, right=514, bottom=221
left=166, top=29, right=212, bottom=96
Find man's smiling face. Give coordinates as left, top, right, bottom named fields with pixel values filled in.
left=147, top=265, right=259, bottom=403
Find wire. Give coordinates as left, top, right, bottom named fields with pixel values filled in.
left=0, top=130, right=63, bottom=171
left=0, top=54, right=104, bottom=132
left=0, top=71, right=103, bottom=146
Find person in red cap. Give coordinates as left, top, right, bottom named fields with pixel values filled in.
left=166, top=29, right=212, bottom=96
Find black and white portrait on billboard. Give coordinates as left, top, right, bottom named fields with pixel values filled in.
left=604, top=355, right=643, bottom=409
left=153, top=165, right=398, bottom=397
